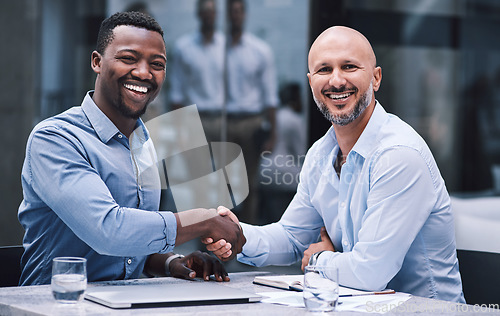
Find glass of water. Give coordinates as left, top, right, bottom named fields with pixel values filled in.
left=303, top=265, right=339, bottom=312
left=51, top=257, right=87, bottom=304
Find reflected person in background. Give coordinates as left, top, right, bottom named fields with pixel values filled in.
left=169, top=0, right=279, bottom=224
left=169, top=0, right=225, bottom=143
left=206, top=26, right=465, bottom=303
left=18, top=11, right=244, bottom=286
left=225, top=0, right=279, bottom=224
left=258, top=82, right=305, bottom=224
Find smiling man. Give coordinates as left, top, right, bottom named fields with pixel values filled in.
left=206, top=26, right=465, bottom=303
left=18, top=12, right=244, bottom=286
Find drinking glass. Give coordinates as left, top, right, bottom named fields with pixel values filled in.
left=51, top=257, right=87, bottom=303
left=303, top=265, right=339, bottom=312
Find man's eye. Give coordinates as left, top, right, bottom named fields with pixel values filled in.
left=343, top=64, right=358, bottom=70
left=119, top=56, right=136, bottom=63
left=317, top=66, right=331, bottom=73
left=152, top=62, right=166, bottom=70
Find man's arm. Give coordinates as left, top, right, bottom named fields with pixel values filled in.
left=28, top=127, right=243, bottom=258
left=203, top=159, right=326, bottom=266
left=203, top=143, right=328, bottom=265
left=27, top=127, right=177, bottom=256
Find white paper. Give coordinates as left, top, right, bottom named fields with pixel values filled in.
left=257, top=291, right=412, bottom=313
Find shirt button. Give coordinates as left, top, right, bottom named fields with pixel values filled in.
left=118, top=134, right=123, bottom=139
left=127, top=259, right=132, bottom=265
left=340, top=202, right=346, bottom=209
left=138, top=185, right=142, bottom=190
left=343, top=240, right=349, bottom=247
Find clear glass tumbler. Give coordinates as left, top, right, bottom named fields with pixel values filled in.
left=51, top=257, right=87, bottom=303
left=303, top=265, right=339, bottom=312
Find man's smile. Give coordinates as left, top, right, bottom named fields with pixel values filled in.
left=325, top=91, right=353, bottom=101
left=123, top=83, right=150, bottom=94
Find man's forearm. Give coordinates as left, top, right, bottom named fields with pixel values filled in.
left=174, top=208, right=218, bottom=245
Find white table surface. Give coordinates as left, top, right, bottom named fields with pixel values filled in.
left=1, top=271, right=498, bottom=315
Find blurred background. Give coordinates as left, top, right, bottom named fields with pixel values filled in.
left=1, top=0, right=500, bottom=252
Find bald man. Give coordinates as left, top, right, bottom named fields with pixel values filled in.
left=205, top=26, right=464, bottom=303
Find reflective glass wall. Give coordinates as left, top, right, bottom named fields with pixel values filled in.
left=2, top=0, right=500, bottom=245
left=309, top=0, right=500, bottom=194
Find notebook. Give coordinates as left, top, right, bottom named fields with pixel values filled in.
left=85, top=282, right=262, bottom=309
left=253, top=274, right=394, bottom=297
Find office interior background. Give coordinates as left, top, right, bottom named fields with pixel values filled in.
left=1, top=0, right=500, bottom=247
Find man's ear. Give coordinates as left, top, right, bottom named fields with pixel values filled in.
left=307, top=72, right=311, bottom=86
left=373, top=66, right=382, bottom=92
left=91, top=51, right=102, bottom=74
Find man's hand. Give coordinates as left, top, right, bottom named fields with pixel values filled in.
left=168, top=251, right=229, bottom=282
left=202, top=206, right=243, bottom=261
left=301, top=227, right=334, bottom=271
left=202, top=206, right=245, bottom=261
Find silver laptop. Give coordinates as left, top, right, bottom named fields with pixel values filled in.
left=85, top=282, right=262, bottom=309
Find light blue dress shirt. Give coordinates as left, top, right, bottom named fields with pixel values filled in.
left=226, top=33, right=279, bottom=114
left=169, top=31, right=225, bottom=111
left=239, top=102, right=465, bottom=303
left=18, top=92, right=177, bottom=285
left=169, top=31, right=278, bottom=114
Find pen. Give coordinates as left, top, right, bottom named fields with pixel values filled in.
left=340, top=289, right=396, bottom=297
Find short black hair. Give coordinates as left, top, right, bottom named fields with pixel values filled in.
left=228, top=0, right=246, bottom=11
left=96, top=11, right=163, bottom=54
left=197, top=0, right=215, bottom=14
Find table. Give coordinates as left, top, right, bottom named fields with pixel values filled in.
left=1, top=271, right=498, bottom=315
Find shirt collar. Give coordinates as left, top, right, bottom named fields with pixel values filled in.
left=81, top=91, right=149, bottom=144
left=350, top=100, right=387, bottom=159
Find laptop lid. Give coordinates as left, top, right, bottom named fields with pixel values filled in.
left=85, top=282, right=262, bottom=309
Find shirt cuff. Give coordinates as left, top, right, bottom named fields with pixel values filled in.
left=239, top=223, right=257, bottom=256
left=157, top=211, right=177, bottom=253
left=316, top=250, right=338, bottom=267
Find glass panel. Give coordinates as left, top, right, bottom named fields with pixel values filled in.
left=107, top=0, right=310, bottom=224
left=340, top=0, right=500, bottom=194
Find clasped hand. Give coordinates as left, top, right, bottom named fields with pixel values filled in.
left=169, top=251, right=229, bottom=282
left=301, top=226, right=334, bottom=270
left=202, top=206, right=242, bottom=261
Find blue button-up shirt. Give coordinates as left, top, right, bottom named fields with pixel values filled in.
left=18, top=92, right=177, bottom=285
left=238, top=102, right=465, bottom=303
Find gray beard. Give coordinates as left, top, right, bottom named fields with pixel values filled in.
left=313, top=82, right=373, bottom=126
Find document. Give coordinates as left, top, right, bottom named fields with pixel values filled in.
left=253, top=274, right=395, bottom=296
left=257, top=291, right=411, bottom=313
left=253, top=275, right=305, bottom=291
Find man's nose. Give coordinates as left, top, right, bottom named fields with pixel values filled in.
left=131, top=61, right=153, bottom=80
left=328, top=69, right=346, bottom=88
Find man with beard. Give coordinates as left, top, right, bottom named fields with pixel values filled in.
left=205, top=26, right=465, bottom=303
left=18, top=11, right=244, bottom=286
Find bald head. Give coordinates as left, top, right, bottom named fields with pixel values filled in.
left=307, top=26, right=382, bottom=127
left=308, top=26, right=377, bottom=72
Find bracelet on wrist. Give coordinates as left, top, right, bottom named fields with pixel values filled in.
left=164, top=254, right=184, bottom=275
left=308, top=250, right=325, bottom=266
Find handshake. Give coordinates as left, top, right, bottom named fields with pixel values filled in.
left=200, top=206, right=242, bottom=261
left=175, top=206, right=245, bottom=261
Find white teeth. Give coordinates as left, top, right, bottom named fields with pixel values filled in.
left=124, top=83, right=148, bottom=93
left=328, top=92, right=352, bottom=100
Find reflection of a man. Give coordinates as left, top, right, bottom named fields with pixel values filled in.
left=169, top=0, right=279, bottom=224
left=258, top=82, right=305, bottom=224
left=226, top=0, right=279, bottom=223
left=169, top=0, right=225, bottom=143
